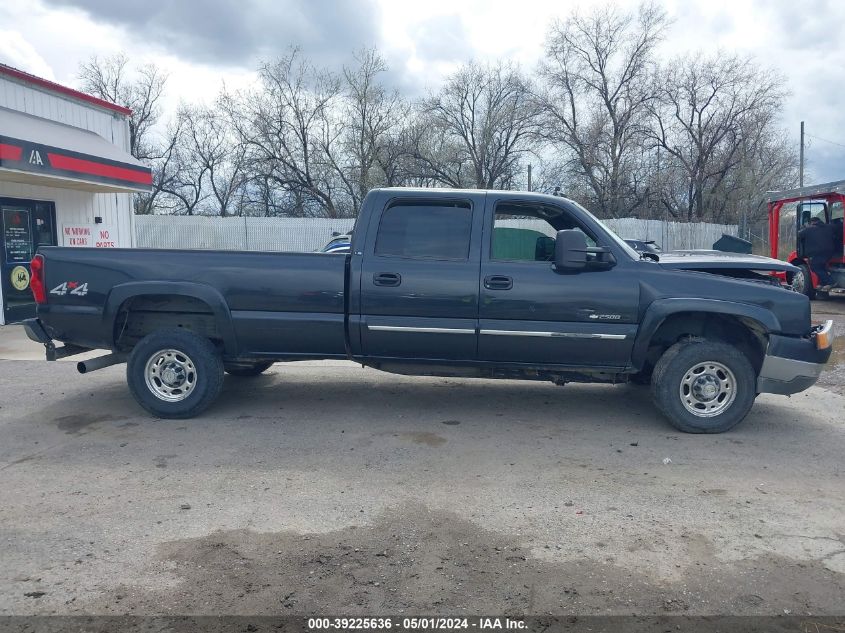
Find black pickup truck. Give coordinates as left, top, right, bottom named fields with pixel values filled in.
left=24, top=188, right=833, bottom=433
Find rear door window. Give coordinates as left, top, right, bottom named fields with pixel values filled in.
left=375, top=201, right=472, bottom=260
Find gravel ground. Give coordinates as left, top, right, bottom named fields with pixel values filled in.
left=0, top=317, right=843, bottom=618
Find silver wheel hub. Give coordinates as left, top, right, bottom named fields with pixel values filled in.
left=680, top=361, right=737, bottom=417
left=792, top=270, right=804, bottom=292
left=145, top=349, right=197, bottom=402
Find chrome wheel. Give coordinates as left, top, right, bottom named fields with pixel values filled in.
left=144, top=349, right=197, bottom=402
left=679, top=360, right=737, bottom=417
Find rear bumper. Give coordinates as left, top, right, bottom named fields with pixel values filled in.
left=757, top=320, right=834, bottom=395
left=22, top=318, right=91, bottom=361
left=22, top=318, right=52, bottom=344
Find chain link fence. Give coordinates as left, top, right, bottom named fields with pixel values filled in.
left=134, top=215, right=737, bottom=253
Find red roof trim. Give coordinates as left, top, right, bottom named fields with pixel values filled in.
left=47, top=152, right=152, bottom=185
left=0, top=143, right=22, bottom=161
left=0, top=64, right=132, bottom=116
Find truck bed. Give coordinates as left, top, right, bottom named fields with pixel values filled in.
left=36, top=247, right=348, bottom=358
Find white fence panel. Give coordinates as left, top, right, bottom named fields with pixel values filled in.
left=135, top=216, right=355, bottom=252
left=604, top=218, right=738, bottom=251
left=135, top=215, right=737, bottom=253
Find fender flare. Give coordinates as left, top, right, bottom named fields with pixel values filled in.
left=103, top=281, right=238, bottom=355
left=631, top=298, right=778, bottom=369
left=786, top=250, right=803, bottom=266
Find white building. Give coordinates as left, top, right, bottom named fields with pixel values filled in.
left=0, top=64, right=150, bottom=324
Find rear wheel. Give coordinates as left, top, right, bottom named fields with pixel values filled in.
left=790, top=263, right=815, bottom=299
left=651, top=340, right=756, bottom=433
left=224, top=361, right=274, bottom=376
left=127, top=329, right=224, bottom=418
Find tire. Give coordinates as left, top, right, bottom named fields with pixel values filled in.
left=790, top=263, right=815, bottom=299
left=650, top=339, right=756, bottom=434
left=127, top=328, right=224, bottom=419
left=224, top=361, right=274, bottom=377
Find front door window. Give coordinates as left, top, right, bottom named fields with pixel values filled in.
left=491, top=205, right=598, bottom=262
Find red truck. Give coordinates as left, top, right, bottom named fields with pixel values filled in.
left=767, top=179, right=845, bottom=298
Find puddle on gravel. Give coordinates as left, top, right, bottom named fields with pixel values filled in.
left=82, top=506, right=845, bottom=616
left=402, top=432, right=447, bottom=447
left=153, top=454, right=178, bottom=468
left=54, top=413, right=129, bottom=434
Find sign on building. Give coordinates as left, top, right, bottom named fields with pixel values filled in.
left=62, top=224, right=117, bottom=248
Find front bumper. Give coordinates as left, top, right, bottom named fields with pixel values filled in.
left=757, top=320, right=834, bottom=395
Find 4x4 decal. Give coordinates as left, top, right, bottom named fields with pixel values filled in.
left=50, top=281, right=89, bottom=297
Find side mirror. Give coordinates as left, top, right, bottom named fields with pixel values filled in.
left=554, top=229, right=587, bottom=271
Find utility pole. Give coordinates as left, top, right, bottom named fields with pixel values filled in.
left=657, top=146, right=668, bottom=251
left=800, top=121, right=805, bottom=187
left=527, top=164, right=532, bottom=192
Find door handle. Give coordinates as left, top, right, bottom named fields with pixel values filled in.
left=373, top=272, right=402, bottom=287
left=484, top=275, right=513, bottom=290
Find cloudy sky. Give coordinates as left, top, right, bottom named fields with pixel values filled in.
left=1, top=0, right=844, bottom=182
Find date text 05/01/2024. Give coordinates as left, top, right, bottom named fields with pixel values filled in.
left=307, top=617, right=527, bottom=630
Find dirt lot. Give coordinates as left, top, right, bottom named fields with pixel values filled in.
left=0, top=312, right=843, bottom=618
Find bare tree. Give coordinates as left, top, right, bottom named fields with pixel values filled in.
left=101, top=30, right=797, bottom=226
left=159, top=110, right=208, bottom=216
left=79, top=53, right=167, bottom=161
left=403, top=114, right=471, bottom=188
left=334, top=48, right=407, bottom=207
left=223, top=49, right=350, bottom=217
left=411, top=61, right=540, bottom=189
left=174, top=105, right=250, bottom=216
left=133, top=116, right=183, bottom=215
left=539, top=2, right=667, bottom=217
left=649, top=54, right=788, bottom=221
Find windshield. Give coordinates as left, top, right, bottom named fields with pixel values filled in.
left=566, top=200, right=642, bottom=261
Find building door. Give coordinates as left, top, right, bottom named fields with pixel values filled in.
left=0, top=198, right=57, bottom=324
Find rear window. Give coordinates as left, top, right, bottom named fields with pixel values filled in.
left=375, top=201, right=472, bottom=260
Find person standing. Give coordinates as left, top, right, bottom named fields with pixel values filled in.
left=798, top=217, right=835, bottom=290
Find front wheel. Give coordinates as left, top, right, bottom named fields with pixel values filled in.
left=650, top=340, right=756, bottom=433
left=127, top=329, right=224, bottom=418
